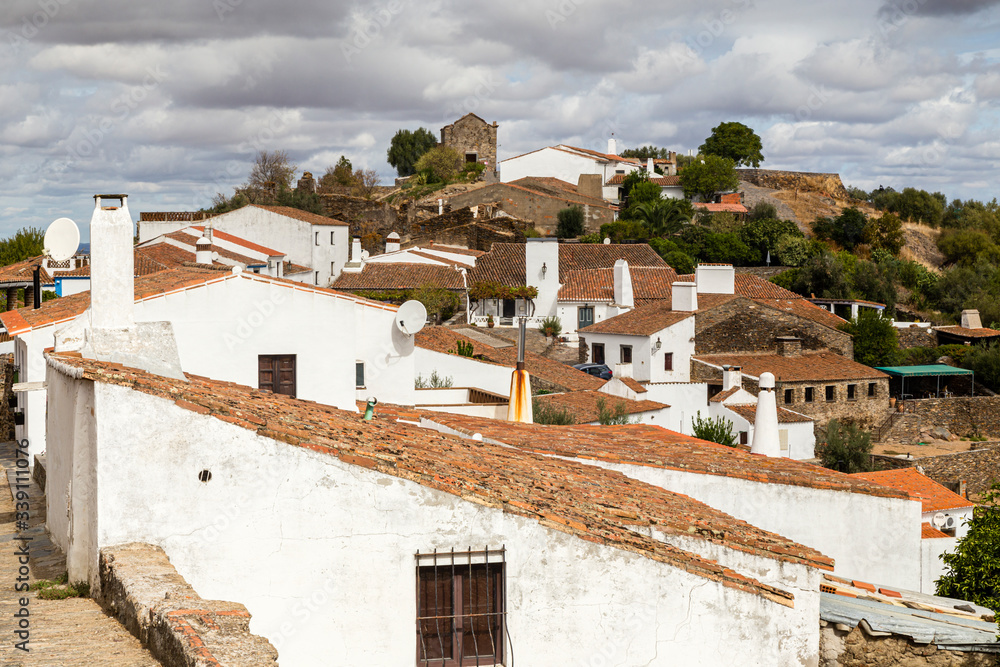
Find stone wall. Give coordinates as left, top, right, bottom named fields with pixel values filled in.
left=735, top=266, right=790, bottom=279
left=695, top=297, right=854, bottom=358
left=318, top=193, right=404, bottom=239
left=405, top=207, right=528, bottom=250
left=874, top=442, right=1000, bottom=498
left=441, top=115, right=498, bottom=173
left=897, top=325, right=938, bottom=349
left=736, top=169, right=850, bottom=199
left=446, top=183, right=615, bottom=234
left=1, top=354, right=13, bottom=442
left=908, top=396, right=1000, bottom=439
left=99, top=543, right=278, bottom=666
left=820, top=623, right=998, bottom=667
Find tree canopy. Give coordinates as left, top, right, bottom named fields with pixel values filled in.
left=678, top=155, right=739, bottom=201
left=937, top=484, right=1000, bottom=614
left=698, top=122, right=764, bottom=168
left=247, top=149, right=297, bottom=192
left=556, top=206, right=585, bottom=239
left=0, top=227, right=44, bottom=267
left=414, top=145, right=463, bottom=183
left=387, top=128, right=437, bottom=177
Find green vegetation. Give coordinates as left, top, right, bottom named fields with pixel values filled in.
left=387, top=127, right=438, bottom=177
left=596, top=397, right=637, bottom=425
left=698, top=121, right=764, bottom=168
left=30, top=572, right=90, bottom=600
left=691, top=411, right=737, bottom=447
left=839, top=310, right=901, bottom=368
left=678, top=154, right=739, bottom=201
left=816, top=419, right=873, bottom=474
left=533, top=399, right=576, bottom=425
left=414, top=145, right=463, bottom=183
left=556, top=206, right=585, bottom=239
left=937, top=484, right=1000, bottom=614
left=538, top=315, right=561, bottom=338
left=0, top=227, right=44, bottom=267
left=415, top=371, right=453, bottom=389
left=455, top=340, right=474, bottom=358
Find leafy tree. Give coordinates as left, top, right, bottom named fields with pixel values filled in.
left=556, top=206, right=585, bottom=238
left=774, top=235, right=809, bottom=267
left=937, top=229, right=996, bottom=266
left=963, top=342, right=1000, bottom=393
left=889, top=187, right=946, bottom=226
left=597, top=220, right=650, bottom=244
left=596, top=396, right=636, bottom=425
left=414, top=145, right=463, bottom=183
left=849, top=260, right=897, bottom=312
left=274, top=186, right=325, bottom=215
left=791, top=252, right=852, bottom=299
left=0, top=227, right=44, bottom=267
left=387, top=127, right=437, bottom=177
left=864, top=212, right=905, bottom=256
left=630, top=199, right=692, bottom=237
left=738, top=217, right=802, bottom=258
left=937, top=484, right=1000, bottom=613
left=619, top=170, right=650, bottom=203
left=698, top=121, right=764, bottom=168
left=321, top=155, right=354, bottom=188
left=248, top=149, right=297, bottom=191
left=816, top=419, right=873, bottom=474
left=840, top=309, right=900, bottom=367
left=692, top=411, right=736, bottom=447
left=351, top=168, right=381, bottom=199
left=746, top=201, right=778, bottom=223
left=412, top=284, right=460, bottom=324
left=621, top=145, right=671, bottom=161
left=678, top=155, right=739, bottom=201
left=662, top=250, right=696, bottom=274
left=623, top=180, right=663, bottom=215
left=699, top=232, right=758, bottom=265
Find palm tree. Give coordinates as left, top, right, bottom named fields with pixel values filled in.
left=632, top=199, right=694, bottom=237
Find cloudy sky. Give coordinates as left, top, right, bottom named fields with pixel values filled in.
left=1, top=0, right=999, bottom=239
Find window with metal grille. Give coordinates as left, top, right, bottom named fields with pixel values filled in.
left=416, top=548, right=505, bottom=666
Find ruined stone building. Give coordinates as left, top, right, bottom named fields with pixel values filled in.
left=441, top=113, right=499, bottom=175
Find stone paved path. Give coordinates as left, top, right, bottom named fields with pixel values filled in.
left=0, top=441, right=160, bottom=666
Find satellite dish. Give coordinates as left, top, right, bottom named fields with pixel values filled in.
left=395, top=300, right=427, bottom=336
left=212, top=251, right=220, bottom=260
left=44, top=217, right=80, bottom=262
left=932, top=512, right=946, bottom=528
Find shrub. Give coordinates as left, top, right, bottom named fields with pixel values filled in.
left=533, top=399, right=576, bottom=425
left=596, top=397, right=636, bottom=425
left=775, top=235, right=809, bottom=267
left=538, top=316, right=561, bottom=338
left=816, top=419, right=873, bottom=473
left=936, top=483, right=1000, bottom=614
left=839, top=309, right=900, bottom=368
left=414, top=146, right=463, bottom=183
left=415, top=371, right=453, bottom=389
left=556, top=206, right=585, bottom=239
left=663, top=250, right=696, bottom=275
left=692, top=411, right=736, bottom=447
left=963, top=342, right=1000, bottom=393
left=456, top=340, right=474, bottom=357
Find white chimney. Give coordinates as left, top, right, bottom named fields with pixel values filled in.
left=647, top=157, right=654, bottom=173
left=722, top=365, right=742, bottom=392
left=671, top=282, right=698, bottom=312
left=608, top=137, right=617, bottom=156
left=613, top=259, right=633, bottom=308
left=961, top=309, right=983, bottom=329
left=438, top=198, right=444, bottom=215
left=751, top=372, right=781, bottom=457
left=196, top=234, right=212, bottom=265
left=89, top=194, right=135, bottom=330
left=695, top=264, right=735, bottom=295
left=615, top=362, right=633, bottom=379
left=351, top=237, right=363, bottom=264
left=385, top=232, right=401, bottom=254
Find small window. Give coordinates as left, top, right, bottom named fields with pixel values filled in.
left=315, top=271, right=319, bottom=285
left=825, top=385, right=835, bottom=402
left=779, top=430, right=789, bottom=452
left=356, top=362, right=365, bottom=389
left=417, top=549, right=505, bottom=665
left=330, top=231, right=336, bottom=244
left=805, top=387, right=814, bottom=403
left=315, top=231, right=319, bottom=246
left=868, top=382, right=877, bottom=398
left=739, top=431, right=748, bottom=445
left=258, top=355, right=296, bottom=398
left=620, top=345, right=632, bottom=364
left=664, top=352, right=673, bottom=371
left=331, top=261, right=336, bottom=275
left=465, top=152, right=478, bottom=164
left=847, top=384, right=857, bottom=400
left=784, top=388, right=793, bottom=404
left=592, top=343, right=605, bottom=365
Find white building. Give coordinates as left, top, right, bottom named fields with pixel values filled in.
left=138, top=205, right=350, bottom=286
left=500, top=140, right=644, bottom=185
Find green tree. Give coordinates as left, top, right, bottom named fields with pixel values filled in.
left=556, top=206, right=585, bottom=238
left=274, top=186, right=325, bottom=215
left=321, top=155, right=354, bottom=188
left=414, top=145, right=463, bottom=183
left=596, top=397, right=636, bottom=425
left=692, top=411, right=737, bottom=447
left=963, top=342, right=1000, bottom=393
left=774, top=235, right=809, bottom=267
left=0, top=227, right=44, bottom=266
left=937, top=229, right=996, bottom=266
left=738, top=217, right=802, bottom=259
left=597, top=220, right=650, bottom=244
left=937, top=484, right=1000, bottom=613
left=412, top=284, right=460, bottom=324
left=619, top=170, right=649, bottom=203
left=630, top=199, right=692, bottom=237
left=386, top=127, right=437, bottom=177
left=678, top=155, right=739, bottom=201
left=698, top=121, right=764, bottom=168
left=816, top=419, right=873, bottom=474
left=623, top=180, right=663, bottom=214
left=840, top=309, right=900, bottom=367
left=663, top=250, right=696, bottom=274
left=864, top=212, right=905, bottom=256
left=889, top=187, right=946, bottom=226
left=792, top=252, right=852, bottom=299
left=621, top=145, right=671, bottom=161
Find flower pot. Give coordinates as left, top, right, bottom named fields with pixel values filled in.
left=889, top=397, right=896, bottom=408
left=897, top=403, right=904, bottom=413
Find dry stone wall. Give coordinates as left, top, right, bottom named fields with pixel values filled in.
left=736, top=169, right=851, bottom=199
left=896, top=325, right=938, bottom=349
left=821, top=624, right=999, bottom=667
left=874, top=443, right=1000, bottom=498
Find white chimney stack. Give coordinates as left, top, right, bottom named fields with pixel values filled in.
left=613, top=259, right=633, bottom=308
left=608, top=137, right=617, bottom=156
left=961, top=309, right=983, bottom=329
left=196, top=234, right=212, bottom=265
left=438, top=198, right=444, bottom=215
left=751, top=372, right=781, bottom=457
left=722, top=365, right=742, bottom=392
left=671, top=282, right=698, bottom=312
left=385, top=232, right=401, bottom=254
left=647, top=157, right=654, bottom=173
left=695, top=264, right=735, bottom=295
left=351, top=237, right=363, bottom=264
left=89, top=194, right=135, bottom=330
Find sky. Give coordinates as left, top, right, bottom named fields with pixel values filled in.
left=1, top=0, right=1000, bottom=240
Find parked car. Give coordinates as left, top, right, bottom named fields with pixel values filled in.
left=573, top=363, right=613, bottom=380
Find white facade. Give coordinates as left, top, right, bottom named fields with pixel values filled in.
left=524, top=238, right=560, bottom=320
left=138, top=206, right=351, bottom=286
left=13, top=273, right=414, bottom=458
left=921, top=536, right=958, bottom=594
left=583, top=318, right=695, bottom=384
left=46, top=371, right=823, bottom=666
left=414, top=348, right=514, bottom=398
left=500, top=146, right=640, bottom=186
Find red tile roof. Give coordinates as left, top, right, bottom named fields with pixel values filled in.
left=425, top=243, right=485, bottom=258
left=135, top=243, right=228, bottom=270
left=533, top=391, right=667, bottom=424
left=709, top=387, right=741, bottom=403
left=416, top=327, right=604, bottom=392
left=559, top=266, right=679, bottom=302
left=604, top=174, right=681, bottom=186
left=694, top=352, right=888, bottom=383
left=159, top=234, right=266, bottom=267
left=0, top=257, right=53, bottom=285
left=921, top=524, right=951, bottom=539
left=191, top=226, right=283, bottom=257
left=580, top=301, right=695, bottom=336
left=693, top=203, right=749, bottom=214
left=852, top=468, right=974, bottom=513
left=722, top=403, right=814, bottom=424
left=414, top=410, right=907, bottom=501
left=57, top=251, right=169, bottom=278
left=47, top=351, right=831, bottom=600
left=251, top=205, right=348, bottom=226
left=332, top=263, right=466, bottom=291
left=617, top=377, right=648, bottom=394
left=934, top=325, right=1000, bottom=339
left=471, top=243, right=667, bottom=288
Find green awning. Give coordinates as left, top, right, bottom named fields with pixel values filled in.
left=874, top=364, right=973, bottom=378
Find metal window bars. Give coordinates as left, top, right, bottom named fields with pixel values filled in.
left=416, top=547, right=507, bottom=667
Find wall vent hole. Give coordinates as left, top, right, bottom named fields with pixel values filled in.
left=198, top=469, right=212, bottom=483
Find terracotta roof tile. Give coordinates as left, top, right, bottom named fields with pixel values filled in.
left=709, top=387, right=741, bottom=403
left=852, top=468, right=974, bottom=513
left=135, top=244, right=228, bottom=270
left=425, top=243, right=485, bottom=258
left=694, top=352, right=888, bottom=383
left=723, top=403, right=814, bottom=424
left=604, top=174, right=681, bottom=186
left=580, top=302, right=695, bottom=336
left=559, top=266, right=679, bottom=302
left=416, top=327, right=605, bottom=392
left=470, top=243, right=667, bottom=288
left=191, top=226, right=283, bottom=257
left=333, top=263, right=465, bottom=291
left=155, top=235, right=266, bottom=267
left=47, top=351, right=831, bottom=600
left=251, top=205, right=348, bottom=226
left=693, top=203, right=749, bottom=214
left=0, top=256, right=52, bottom=285
left=533, top=391, right=667, bottom=424
left=618, top=377, right=648, bottom=394
left=921, top=523, right=951, bottom=539
left=934, top=325, right=1000, bottom=339
left=58, top=251, right=168, bottom=278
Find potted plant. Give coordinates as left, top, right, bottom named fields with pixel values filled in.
left=487, top=314, right=494, bottom=328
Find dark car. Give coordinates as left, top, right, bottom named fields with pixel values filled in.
left=573, top=363, right=613, bottom=380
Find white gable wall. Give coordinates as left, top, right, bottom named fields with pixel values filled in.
left=46, top=374, right=822, bottom=666
left=583, top=320, right=693, bottom=383
left=500, top=147, right=602, bottom=184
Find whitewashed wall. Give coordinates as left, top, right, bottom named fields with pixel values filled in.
left=583, top=321, right=693, bottom=384
left=15, top=330, right=55, bottom=460
left=920, top=536, right=957, bottom=594
left=414, top=348, right=513, bottom=398
left=923, top=507, right=973, bottom=541
left=55, top=277, right=91, bottom=297
left=49, top=374, right=822, bottom=666
left=350, top=298, right=416, bottom=407
left=557, top=301, right=616, bottom=337
left=579, top=460, right=923, bottom=591
left=525, top=239, right=560, bottom=320
left=500, top=148, right=600, bottom=184
left=642, top=382, right=711, bottom=434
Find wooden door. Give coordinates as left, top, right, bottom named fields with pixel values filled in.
left=258, top=355, right=296, bottom=398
